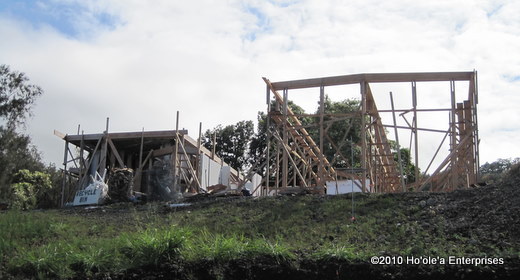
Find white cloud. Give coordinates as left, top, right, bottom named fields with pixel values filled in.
left=0, top=0, right=519, bottom=169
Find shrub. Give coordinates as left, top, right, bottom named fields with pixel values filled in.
left=10, top=169, right=53, bottom=210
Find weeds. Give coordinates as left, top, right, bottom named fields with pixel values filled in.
left=119, top=227, right=189, bottom=267
left=2, top=190, right=518, bottom=278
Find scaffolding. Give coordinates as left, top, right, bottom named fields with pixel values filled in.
left=261, top=71, right=479, bottom=193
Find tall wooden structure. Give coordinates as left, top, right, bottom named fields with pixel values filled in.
left=262, top=71, right=479, bottom=193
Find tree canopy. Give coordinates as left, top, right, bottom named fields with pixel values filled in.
left=0, top=64, right=43, bottom=128
left=0, top=65, right=52, bottom=207
left=201, top=120, right=255, bottom=171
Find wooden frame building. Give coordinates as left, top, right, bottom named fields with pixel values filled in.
left=261, top=71, right=480, bottom=193
left=55, top=115, right=250, bottom=206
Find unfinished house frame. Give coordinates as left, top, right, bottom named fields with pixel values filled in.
left=261, top=71, right=479, bottom=194
left=55, top=114, right=249, bottom=206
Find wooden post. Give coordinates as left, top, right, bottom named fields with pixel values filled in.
left=411, top=81, right=419, bottom=183
left=99, top=117, right=109, bottom=179
left=276, top=141, right=280, bottom=191
left=450, top=81, right=458, bottom=188
left=211, top=132, right=217, bottom=160
left=79, top=132, right=85, bottom=187
left=139, top=128, right=144, bottom=168
left=464, top=100, right=475, bottom=186
left=173, top=112, right=180, bottom=193
left=390, top=92, right=406, bottom=192
left=319, top=85, right=325, bottom=187
left=197, top=122, right=202, bottom=189
left=265, top=83, right=271, bottom=196
left=282, top=88, right=289, bottom=188
left=60, top=140, right=69, bottom=207
left=360, top=82, right=367, bottom=192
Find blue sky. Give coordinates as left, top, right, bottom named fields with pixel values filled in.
left=0, top=0, right=519, bottom=169
left=0, top=0, right=118, bottom=38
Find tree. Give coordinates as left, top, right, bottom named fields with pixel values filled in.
left=201, top=120, right=255, bottom=171
left=480, top=158, right=520, bottom=184
left=393, top=147, right=418, bottom=184
left=0, top=64, right=43, bottom=128
left=0, top=65, right=48, bottom=206
left=316, top=97, right=362, bottom=168
left=0, top=127, right=44, bottom=191
left=248, top=101, right=311, bottom=177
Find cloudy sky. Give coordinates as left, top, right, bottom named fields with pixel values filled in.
left=0, top=0, right=519, bottom=170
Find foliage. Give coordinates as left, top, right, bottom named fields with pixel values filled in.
left=480, top=158, right=520, bottom=184
left=0, top=65, right=61, bottom=208
left=393, top=147, right=418, bottom=184
left=10, top=169, right=54, bottom=210
left=317, top=97, right=362, bottom=168
left=0, top=127, right=44, bottom=200
left=248, top=100, right=309, bottom=178
left=202, top=120, right=255, bottom=170
left=2, top=187, right=518, bottom=278
left=0, top=64, right=43, bottom=128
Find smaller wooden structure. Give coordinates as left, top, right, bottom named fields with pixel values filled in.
left=55, top=115, right=250, bottom=206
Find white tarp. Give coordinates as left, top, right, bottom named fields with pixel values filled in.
left=73, top=172, right=108, bottom=205
left=245, top=173, right=263, bottom=196
left=326, top=179, right=371, bottom=195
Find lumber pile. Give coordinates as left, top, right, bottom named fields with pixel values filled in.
left=207, top=184, right=227, bottom=194
left=107, top=168, right=134, bottom=202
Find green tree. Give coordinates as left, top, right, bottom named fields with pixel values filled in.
left=0, top=65, right=50, bottom=206
left=315, top=97, right=362, bottom=168
left=0, top=64, right=43, bottom=128
left=202, top=120, right=255, bottom=171
left=249, top=101, right=310, bottom=177
left=393, top=147, right=418, bottom=184
left=480, top=158, right=520, bottom=184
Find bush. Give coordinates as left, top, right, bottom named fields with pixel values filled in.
left=10, top=169, right=53, bottom=210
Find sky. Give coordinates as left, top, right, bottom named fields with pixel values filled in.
left=0, top=0, right=519, bottom=170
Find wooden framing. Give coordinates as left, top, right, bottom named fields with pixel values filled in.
left=262, top=71, right=479, bottom=193
left=55, top=113, right=250, bottom=205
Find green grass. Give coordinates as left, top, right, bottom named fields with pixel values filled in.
left=1, top=193, right=517, bottom=279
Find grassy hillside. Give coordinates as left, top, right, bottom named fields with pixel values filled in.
left=1, top=174, right=519, bottom=279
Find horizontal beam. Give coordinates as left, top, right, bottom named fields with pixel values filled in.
left=63, top=130, right=189, bottom=142
left=382, top=124, right=448, bottom=133
left=268, top=72, right=474, bottom=90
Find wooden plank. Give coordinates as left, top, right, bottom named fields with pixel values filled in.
left=263, top=77, right=336, bottom=178
left=269, top=72, right=474, bottom=90
left=64, top=130, right=189, bottom=142
left=412, top=81, right=420, bottom=185
left=419, top=134, right=472, bottom=191
left=361, top=82, right=367, bottom=192
left=54, top=130, right=66, bottom=139
left=382, top=124, right=447, bottom=133
left=60, top=141, right=68, bottom=207
left=107, top=138, right=125, bottom=168
left=319, top=85, right=325, bottom=187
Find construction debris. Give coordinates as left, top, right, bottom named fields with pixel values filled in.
left=207, top=184, right=227, bottom=194
left=107, top=168, right=133, bottom=202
